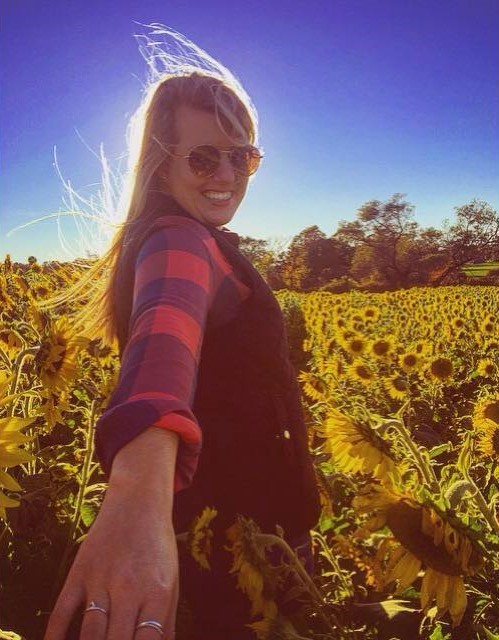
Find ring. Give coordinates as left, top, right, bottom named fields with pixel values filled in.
left=136, top=620, right=164, bottom=635
left=84, top=600, right=108, bottom=615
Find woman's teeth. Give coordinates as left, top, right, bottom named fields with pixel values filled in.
left=203, top=191, right=232, bottom=201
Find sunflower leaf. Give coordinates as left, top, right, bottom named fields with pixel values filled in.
left=429, top=623, right=451, bottom=640
left=80, top=501, right=99, bottom=527
left=353, top=598, right=417, bottom=620
left=429, top=443, right=451, bottom=459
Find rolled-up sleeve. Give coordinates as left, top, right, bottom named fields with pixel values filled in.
left=94, top=219, right=213, bottom=491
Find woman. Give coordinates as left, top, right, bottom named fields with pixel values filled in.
left=43, top=29, right=321, bottom=640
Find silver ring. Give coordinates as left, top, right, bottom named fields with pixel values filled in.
left=84, top=600, right=108, bottom=615
left=136, top=620, right=164, bottom=635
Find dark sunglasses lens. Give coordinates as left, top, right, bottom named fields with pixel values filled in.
left=189, top=146, right=220, bottom=177
left=230, top=146, right=261, bottom=175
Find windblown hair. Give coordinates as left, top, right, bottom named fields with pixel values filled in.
left=37, top=25, right=259, bottom=351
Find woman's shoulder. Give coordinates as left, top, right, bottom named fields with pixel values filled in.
left=147, top=214, right=213, bottom=242
left=136, top=214, right=214, bottom=262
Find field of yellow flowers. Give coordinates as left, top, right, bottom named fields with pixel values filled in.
left=1, top=257, right=499, bottom=640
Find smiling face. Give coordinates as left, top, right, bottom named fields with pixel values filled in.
left=160, top=105, right=250, bottom=227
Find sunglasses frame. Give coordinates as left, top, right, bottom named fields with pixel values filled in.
left=162, top=142, right=264, bottom=178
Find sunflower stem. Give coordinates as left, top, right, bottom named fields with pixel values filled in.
left=257, top=532, right=340, bottom=633
left=384, top=418, right=438, bottom=490
left=49, top=399, right=98, bottom=603
left=312, top=530, right=354, bottom=597
left=7, top=347, right=39, bottom=416
left=466, top=476, right=499, bottom=536
left=14, top=320, right=41, bottom=341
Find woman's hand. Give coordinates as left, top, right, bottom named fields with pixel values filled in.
left=44, top=428, right=180, bottom=640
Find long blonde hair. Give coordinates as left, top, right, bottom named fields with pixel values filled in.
left=37, top=26, right=259, bottom=350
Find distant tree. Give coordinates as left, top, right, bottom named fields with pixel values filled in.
left=434, top=200, right=499, bottom=284
left=238, top=236, right=271, bottom=268
left=238, top=235, right=285, bottom=286
left=27, top=256, right=38, bottom=265
left=335, top=193, right=441, bottom=289
left=276, top=225, right=351, bottom=291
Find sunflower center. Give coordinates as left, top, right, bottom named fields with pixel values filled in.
left=386, top=501, right=462, bottom=576
left=373, top=341, right=390, bottom=356
left=356, top=365, right=373, bottom=380
left=484, top=401, right=499, bottom=424
left=492, top=428, right=499, bottom=455
left=392, top=377, right=408, bottom=392
left=430, top=358, right=453, bottom=379
left=350, top=340, right=364, bottom=353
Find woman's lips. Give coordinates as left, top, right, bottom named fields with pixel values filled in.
left=202, top=190, right=234, bottom=206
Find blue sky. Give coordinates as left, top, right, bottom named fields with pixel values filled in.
left=1, top=0, right=498, bottom=262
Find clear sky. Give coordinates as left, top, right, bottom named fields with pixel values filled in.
left=1, top=0, right=498, bottom=262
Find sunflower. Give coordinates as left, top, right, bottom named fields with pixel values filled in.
left=187, top=507, right=218, bottom=570
left=299, top=371, right=329, bottom=402
left=87, top=338, right=117, bottom=368
left=334, top=316, right=347, bottom=330
left=344, top=336, right=367, bottom=357
left=348, top=361, right=376, bottom=385
left=324, top=356, right=346, bottom=380
left=333, top=534, right=382, bottom=588
left=225, top=516, right=279, bottom=619
left=475, top=358, right=496, bottom=378
left=399, top=351, right=421, bottom=373
left=480, top=319, right=496, bottom=335
left=40, top=389, right=73, bottom=432
left=0, top=277, right=15, bottom=313
left=363, top=306, right=380, bottom=323
left=476, top=425, right=499, bottom=458
left=370, top=337, right=394, bottom=360
left=0, top=329, right=24, bottom=361
left=34, top=317, right=89, bottom=394
left=473, top=395, right=499, bottom=431
left=315, top=408, right=396, bottom=479
left=335, top=328, right=355, bottom=347
left=413, top=341, right=429, bottom=356
left=428, top=357, right=454, bottom=382
left=484, top=338, right=499, bottom=352
left=385, top=375, right=410, bottom=401
left=353, top=485, right=483, bottom=626
left=0, top=415, right=37, bottom=520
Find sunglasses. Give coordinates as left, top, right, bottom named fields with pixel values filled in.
left=163, top=143, right=263, bottom=178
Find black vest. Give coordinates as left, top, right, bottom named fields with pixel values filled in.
left=115, top=208, right=321, bottom=538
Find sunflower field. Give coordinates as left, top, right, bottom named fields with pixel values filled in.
left=1, top=257, right=499, bottom=640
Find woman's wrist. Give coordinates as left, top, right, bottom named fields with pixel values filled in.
left=106, top=427, right=179, bottom=507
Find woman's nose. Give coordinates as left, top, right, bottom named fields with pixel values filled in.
left=212, top=154, right=236, bottom=182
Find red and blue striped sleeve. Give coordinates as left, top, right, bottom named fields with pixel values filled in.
left=94, top=217, right=216, bottom=491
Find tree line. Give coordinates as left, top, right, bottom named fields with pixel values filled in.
left=239, top=194, right=499, bottom=291
left=6, top=194, right=499, bottom=293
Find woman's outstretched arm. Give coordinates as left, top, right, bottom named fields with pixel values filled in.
left=44, top=427, right=180, bottom=640
left=44, top=218, right=217, bottom=640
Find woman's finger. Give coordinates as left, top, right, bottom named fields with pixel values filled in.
left=103, top=599, right=138, bottom=640
left=133, top=611, right=170, bottom=640
left=43, top=584, right=85, bottom=640
left=131, top=592, right=177, bottom=640
left=79, top=593, right=110, bottom=640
